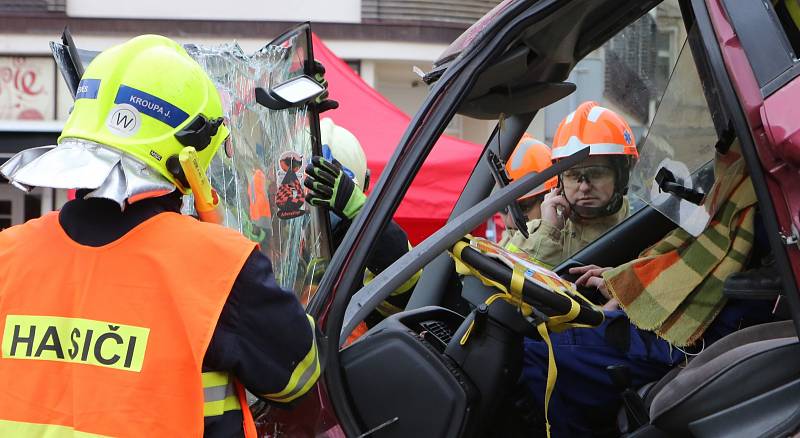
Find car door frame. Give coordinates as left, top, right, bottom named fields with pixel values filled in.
left=693, top=0, right=800, bottom=331
left=307, top=0, right=667, bottom=435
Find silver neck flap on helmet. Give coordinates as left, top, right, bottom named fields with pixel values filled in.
left=0, top=138, right=176, bottom=209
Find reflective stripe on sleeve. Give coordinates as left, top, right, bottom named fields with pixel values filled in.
left=261, top=314, right=320, bottom=403
left=363, top=241, right=421, bottom=298
left=202, top=371, right=242, bottom=417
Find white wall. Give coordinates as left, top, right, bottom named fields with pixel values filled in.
left=0, top=34, right=447, bottom=63
left=371, top=60, right=494, bottom=145
left=67, top=0, right=361, bottom=23
left=373, top=60, right=430, bottom=117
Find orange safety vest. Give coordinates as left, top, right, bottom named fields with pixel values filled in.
left=0, top=212, right=257, bottom=437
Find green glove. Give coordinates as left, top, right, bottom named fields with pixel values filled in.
left=312, top=60, right=339, bottom=113
left=304, top=156, right=366, bottom=219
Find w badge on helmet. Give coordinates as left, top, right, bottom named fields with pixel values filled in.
left=276, top=151, right=307, bottom=220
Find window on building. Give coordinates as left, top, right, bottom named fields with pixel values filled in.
left=0, top=0, right=66, bottom=13
left=655, top=28, right=677, bottom=93
left=345, top=60, right=361, bottom=76
left=537, top=0, right=681, bottom=145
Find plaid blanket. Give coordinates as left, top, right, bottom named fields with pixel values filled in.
left=603, top=145, right=756, bottom=346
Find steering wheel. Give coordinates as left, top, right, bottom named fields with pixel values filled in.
left=456, top=240, right=604, bottom=327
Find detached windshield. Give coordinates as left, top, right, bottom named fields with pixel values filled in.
left=629, top=31, right=719, bottom=236
left=509, top=0, right=686, bottom=268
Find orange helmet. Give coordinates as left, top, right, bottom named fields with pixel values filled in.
left=551, top=101, right=638, bottom=161
left=551, top=101, right=637, bottom=217
left=505, top=134, right=557, bottom=200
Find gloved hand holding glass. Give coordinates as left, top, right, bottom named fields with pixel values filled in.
left=304, top=156, right=366, bottom=219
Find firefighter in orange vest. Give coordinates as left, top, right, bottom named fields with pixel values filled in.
left=0, top=35, right=319, bottom=437
left=497, top=133, right=558, bottom=253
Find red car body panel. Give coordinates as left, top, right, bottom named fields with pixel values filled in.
left=706, top=0, right=800, bottom=295
left=256, top=385, right=344, bottom=438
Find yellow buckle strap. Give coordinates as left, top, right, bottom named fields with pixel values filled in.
left=451, top=241, right=534, bottom=316
left=451, top=236, right=607, bottom=438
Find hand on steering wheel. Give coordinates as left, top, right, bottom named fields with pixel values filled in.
left=569, top=265, right=612, bottom=300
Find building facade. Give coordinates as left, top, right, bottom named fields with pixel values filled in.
left=0, top=0, right=682, bottom=229
left=0, top=0, right=505, bottom=228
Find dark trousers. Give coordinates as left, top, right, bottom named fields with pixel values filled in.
left=520, top=300, right=773, bottom=436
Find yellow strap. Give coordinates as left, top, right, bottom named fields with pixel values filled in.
left=510, top=264, right=527, bottom=311
left=452, top=240, right=603, bottom=331
left=537, top=273, right=603, bottom=331
left=451, top=241, right=534, bottom=316
left=538, top=275, right=581, bottom=331
left=459, top=319, right=475, bottom=346
left=537, top=322, right=556, bottom=438
left=451, top=236, right=605, bottom=438
left=787, top=0, right=800, bottom=31
left=460, top=292, right=509, bottom=345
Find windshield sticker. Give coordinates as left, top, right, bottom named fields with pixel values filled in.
left=275, top=151, right=306, bottom=220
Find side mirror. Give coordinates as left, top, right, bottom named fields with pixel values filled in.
left=255, top=75, right=325, bottom=110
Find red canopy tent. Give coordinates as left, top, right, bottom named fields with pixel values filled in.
left=312, top=35, right=484, bottom=244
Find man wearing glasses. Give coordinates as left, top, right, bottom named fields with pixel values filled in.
left=522, top=101, right=638, bottom=268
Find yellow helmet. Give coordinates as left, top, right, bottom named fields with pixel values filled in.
left=319, top=117, right=369, bottom=191
left=59, top=34, right=229, bottom=193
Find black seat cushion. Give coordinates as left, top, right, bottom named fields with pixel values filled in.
left=649, top=321, right=800, bottom=436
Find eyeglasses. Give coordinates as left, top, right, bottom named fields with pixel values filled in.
left=562, top=165, right=615, bottom=187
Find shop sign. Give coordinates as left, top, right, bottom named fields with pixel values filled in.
left=0, top=56, right=56, bottom=121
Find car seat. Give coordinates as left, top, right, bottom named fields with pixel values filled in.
left=619, top=320, right=800, bottom=437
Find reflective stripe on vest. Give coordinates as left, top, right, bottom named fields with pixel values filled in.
left=0, top=419, right=110, bottom=437
left=0, top=212, right=257, bottom=437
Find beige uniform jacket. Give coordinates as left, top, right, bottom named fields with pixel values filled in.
left=499, top=198, right=629, bottom=268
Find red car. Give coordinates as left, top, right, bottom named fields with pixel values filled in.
left=259, top=0, right=800, bottom=436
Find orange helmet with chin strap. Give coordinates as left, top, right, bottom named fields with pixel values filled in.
left=505, top=133, right=557, bottom=201
left=551, top=101, right=638, bottom=217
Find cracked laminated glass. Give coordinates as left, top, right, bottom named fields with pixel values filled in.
left=53, top=34, right=329, bottom=305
